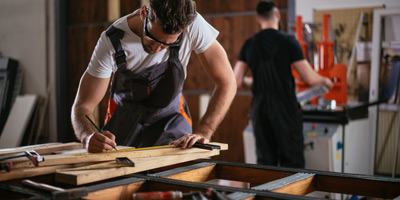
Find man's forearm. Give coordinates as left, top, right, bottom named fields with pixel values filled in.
left=71, top=108, right=96, bottom=146
left=194, top=84, right=236, bottom=139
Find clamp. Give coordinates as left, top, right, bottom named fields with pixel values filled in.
left=0, top=150, right=44, bottom=172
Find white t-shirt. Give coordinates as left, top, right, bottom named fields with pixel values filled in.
left=86, top=10, right=219, bottom=79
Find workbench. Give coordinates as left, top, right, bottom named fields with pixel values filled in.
left=0, top=143, right=399, bottom=200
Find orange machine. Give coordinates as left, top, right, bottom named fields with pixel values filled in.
left=293, top=15, right=347, bottom=105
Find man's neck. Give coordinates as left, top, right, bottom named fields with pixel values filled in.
left=127, top=13, right=142, bottom=37
left=260, top=21, right=278, bottom=30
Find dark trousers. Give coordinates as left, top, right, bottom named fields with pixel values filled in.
left=251, top=97, right=305, bottom=168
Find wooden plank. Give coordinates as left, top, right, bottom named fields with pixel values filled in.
left=8, top=142, right=227, bottom=169
left=0, top=164, right=73, bottom=181
left=0, top=142, right=83, bottom=156
left=55, top=150, right=221, bottom=185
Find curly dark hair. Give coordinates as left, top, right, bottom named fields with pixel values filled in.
left=148, top=0, right=197, bottom=34
left=256, top=0, right=276, bottom=20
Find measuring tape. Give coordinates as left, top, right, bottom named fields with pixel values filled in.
left=77, top=143, right=220, bottom=156
left=76, top=145, right=173, bottom=156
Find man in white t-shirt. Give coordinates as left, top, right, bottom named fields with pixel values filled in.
left=71, top=0, right=236, bottom=153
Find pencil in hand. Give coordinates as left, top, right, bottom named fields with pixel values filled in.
left=85, top=115, right=118, bottom=151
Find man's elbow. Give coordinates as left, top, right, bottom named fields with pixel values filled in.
left=235, top=77, right=243, bottom=89
left=223, top=76, right=237, bottom=98
left=229, top=77, right=238, bottom=94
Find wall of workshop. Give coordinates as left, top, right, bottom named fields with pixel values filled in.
left=65, top=0, right=141, bottom=142
left=0, top=0, right=57, bottom=142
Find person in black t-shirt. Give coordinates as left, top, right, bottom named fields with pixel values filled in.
left=234, top=0, right=333, bottom=168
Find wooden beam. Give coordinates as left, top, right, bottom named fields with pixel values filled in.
left=55, top=150, right=221, bottom=185
left=7, top=142, right=227, bottom=169
left=0, top=142, right=82, bottom=156
left=0, top=164, right=73, bottom=181
left=107, top=0, right=120, bottom=22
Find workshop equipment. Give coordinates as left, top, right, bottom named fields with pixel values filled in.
left=301, top=101, right=385, bottom=199
left=295, top=16, right=309, bottom=60
left=293, top=14, right=348, bottom=104
left=0, top=150, right=44, bottom=172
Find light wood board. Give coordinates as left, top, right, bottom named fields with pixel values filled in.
left=55, top=149, right=221, bottom=185
left=8, top=142, right=227, bottom=169
left=0, top=164, right=74, bottom=181
left=0, top=142, right=83, bottom=156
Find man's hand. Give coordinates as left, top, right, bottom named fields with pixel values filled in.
left=170, top=133, right=210, bottom=149
left=85, top=130, right=117, bottom=153
left=323, top=77, right=334, bottom=89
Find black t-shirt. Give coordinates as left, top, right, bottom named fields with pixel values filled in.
left=239, top=29, right=304, bottom=97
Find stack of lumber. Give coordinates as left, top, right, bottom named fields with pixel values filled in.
left=0, top=142, right=228, bottom=185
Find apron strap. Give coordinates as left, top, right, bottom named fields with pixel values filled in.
left=106, top=25, right=127, bottom=98
left=106, top=25, right=126, bottom=69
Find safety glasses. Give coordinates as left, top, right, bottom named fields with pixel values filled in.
left=143, top=9, right=182, bottom=47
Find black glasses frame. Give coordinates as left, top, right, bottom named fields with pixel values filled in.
left=143, top=9, right=182, bottom=47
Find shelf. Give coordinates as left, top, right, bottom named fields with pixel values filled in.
left=382, top=41, right=400, bottom=49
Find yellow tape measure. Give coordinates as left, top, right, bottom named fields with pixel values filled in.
left=80, top=144, right=174, bottom=155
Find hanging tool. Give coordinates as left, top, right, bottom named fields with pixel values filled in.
left=347, top=12, right=365, bottom=78
left=60, top=157, right=134, bottom=171
left=0, top=150, right=44, bottom=172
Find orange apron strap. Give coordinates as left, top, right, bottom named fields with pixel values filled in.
left=105, top=98, right=117, bottom=124
left=179, top=94, right=192, bottom=127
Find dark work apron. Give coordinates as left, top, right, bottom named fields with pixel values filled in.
left=249, top=35, right=304, bottom=168
left=102, top=26, right=192, bottom=148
